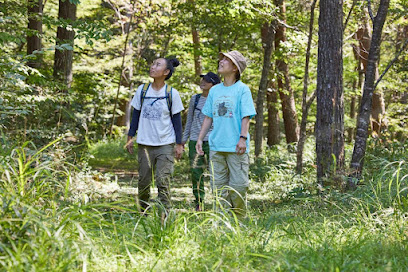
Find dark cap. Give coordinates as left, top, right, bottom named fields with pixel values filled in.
left=200, top=72, right=221, bottom=85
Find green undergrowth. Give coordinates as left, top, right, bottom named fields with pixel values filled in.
left=1, top=137, right=408, bottom=271
left=87, top=136, right=138, bottom=171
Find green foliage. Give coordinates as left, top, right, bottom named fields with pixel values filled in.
left=1, top=0, right=408, bottom=268
left=88, top=136, right=138, bottom=170
left=2, top=138, right=408, bottom=270
left=0, top=140, right=79, bottom=270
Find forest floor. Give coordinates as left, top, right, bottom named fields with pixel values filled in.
left=2, top=138, right=408, bottom=271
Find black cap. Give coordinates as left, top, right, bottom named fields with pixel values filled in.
left=200, top=72, right=221, bottom=85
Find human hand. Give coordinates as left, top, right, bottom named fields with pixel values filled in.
left=196, top=140, right=204, bottom=156
left=235, top=138, right=246, bottom=155
left=126, top=140, right=134, bottom=154
left=175, top=144, right=184, bottom=159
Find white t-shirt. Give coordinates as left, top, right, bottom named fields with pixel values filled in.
left=130, top=84, right=184, bottom=146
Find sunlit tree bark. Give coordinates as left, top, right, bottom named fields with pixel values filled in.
left=274, top=0, right=299, bottom=144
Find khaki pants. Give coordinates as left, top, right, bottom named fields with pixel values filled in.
left=209, top=151, right=249, bottom=218
left=138, top=144, right=174, bottom=210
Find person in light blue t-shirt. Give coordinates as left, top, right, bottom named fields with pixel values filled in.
left=196, top=50, right=256, bottom=219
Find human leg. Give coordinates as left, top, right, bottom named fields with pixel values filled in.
left=226, top=153, right=250, bottom=219
left=189, top=140, right=207, bottom=206
left=154, top=144, right=174, bottom=210
left=209, top=151, right=230, bottom=211
left=137, top=144, right=153, bottom=211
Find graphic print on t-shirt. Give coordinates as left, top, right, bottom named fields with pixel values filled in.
left=142, top=102, right=162, bottom=120
left=213, top=96, right=234, bottom=118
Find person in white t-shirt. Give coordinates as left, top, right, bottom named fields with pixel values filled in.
left=126, top=57, right=184, bottom=214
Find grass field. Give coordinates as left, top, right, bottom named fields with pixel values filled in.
left=1, top=137, right=407, bottom=271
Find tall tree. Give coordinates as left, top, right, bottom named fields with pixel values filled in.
left=355, top=18, right=387, bottom=135
left=267, top=86, right=280, bottom=146
left=296, top=0, right=317, bottom=174
left=350, top=0, right=390, bottom=178
left=109, top=0, right=136, bottom=133
left=189, top=0, right=202, bottom=81
left=255, top=21, right=276, bottom=157
left=349, top=43, right=363, bottom=142
left=27, top=0, right=42, bottom=68
left=53, top=0, right=77, bottom=88
left=316, top=0, right=344, bottom=183
left=274, top=0, right=299, bottom=144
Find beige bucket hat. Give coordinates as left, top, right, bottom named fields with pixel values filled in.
left=219, top=50, right=247, bottom=75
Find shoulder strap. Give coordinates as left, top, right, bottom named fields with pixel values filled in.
left=194, top=94, right=201, bottom=111
left=140, top=83, right=150, bottom=107
left=165, top=84, right=173, bottom=115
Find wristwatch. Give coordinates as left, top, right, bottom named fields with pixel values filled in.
left=240, top=135, right=247, bottom=140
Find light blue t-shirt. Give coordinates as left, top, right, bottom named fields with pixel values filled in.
left=202, top=80, right=256, bottom=153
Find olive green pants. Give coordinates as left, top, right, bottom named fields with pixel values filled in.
left=137, top=144, right=174, bottom=211
left=188, top=140, right=210, bottom=205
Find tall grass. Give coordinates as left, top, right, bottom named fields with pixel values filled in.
left=1, top=137, right=408, bottom=271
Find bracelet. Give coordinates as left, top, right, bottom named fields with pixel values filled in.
left=240, top=135, right=247, bottom=140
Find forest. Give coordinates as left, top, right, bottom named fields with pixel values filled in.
left=1, top=0, right=408, bottom=270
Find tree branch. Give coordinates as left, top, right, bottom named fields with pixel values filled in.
left=367, top=0, right=375, bottom=22
left=109, top=0, right=136, bottom=137
left=343, top=0, right=357, bottom=31
left=374, top=38, right=408, bottom=89
left=306, top=90, right=316, bottom=109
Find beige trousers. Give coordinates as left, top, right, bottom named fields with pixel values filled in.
left=209, top=151, right=250, bottom=218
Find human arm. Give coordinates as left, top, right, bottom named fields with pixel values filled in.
left=181, top=96, right=195, bottom=145
left=196, top=116, right=213, bottom=156
left=126, top=108, right=141, bottom=154
left=236, top=116, right=250, bottom=155
left=171, top=112, right=184, bottom=159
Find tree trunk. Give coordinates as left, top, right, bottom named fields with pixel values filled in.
left=316, top=0, right=344, bottom=183
left=371, top=91, right=386, bottom=134
left=349, top=43, right=363, bottom=142
left=116, top=58, right=133, bottom=128
left=192, top=27, right=202, bottom=81
left=189, top=0, right=201, bottom=81
left=53, top=0, right=77, bottom=88
left=274, top=0, right=299, bottom=144
left=348, top=93, right=357, bottom=142
left=27, top=0, right=42, bottom=68
left=296, top=0, right=317, bottom=174
left=267, top=85, right=280, bottom=146
left=112, top=4, right=135, bottom=129
left=396, top=25, right=408, bottom=105
left=351, top=0, right=390, bottom=177
left=190, top=0, right=201, bottom=81
left=355, top=19, right=387, bottom=135
left=255, top=21, right=276, bottom=157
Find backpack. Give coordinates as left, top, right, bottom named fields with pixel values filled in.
left=140, top=83, right=173, bottom=116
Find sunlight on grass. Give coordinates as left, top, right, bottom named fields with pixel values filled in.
left=1, top=138, right=408, bottom=270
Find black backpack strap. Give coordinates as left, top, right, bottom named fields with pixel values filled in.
left=194, top=94, right=201, bottom=111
